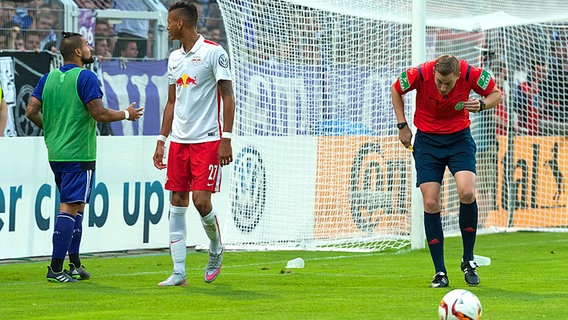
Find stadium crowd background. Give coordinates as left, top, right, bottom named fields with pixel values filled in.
left=0, top=0, right=226, bottom=58
left=1, top=0, right=568, bottom=138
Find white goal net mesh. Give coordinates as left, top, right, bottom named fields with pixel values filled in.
left=217, top=0, right=568, bottom=251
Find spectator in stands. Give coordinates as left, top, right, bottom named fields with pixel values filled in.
left=23, top=31, right=41, bottom=51
left=13, top=33, right=25, bottom=50
left=28, top=0, right=45, bottom=10
left=99, top=0, right=113, bottom=9
left=540, top=38, right=568, bottom=135
left=194, top=2, right=206, bottom=28
left=112, top=0, right=149, bottom=59
left=74, top=0, right=97, bottom=9
left=0, top=78, right=7, bottom=137
left=475, top=60, right=511, bottom=226
left=76, top=0, right=112, bottom=9
left=145, top=27, right=154, bottom=59
left=208, top=27, right=226, bottom=49
left=95, top=19, right=113, bottom=37
left=32, top=9, right=57, bottom=51
left=511, top=60, right=547, bottom=135
left=95, top=19, right=116, bottom=55
left=0, top=1, right=17, bottom=28
left=25, top=0, right=43, bottom=24
left=26, top=31, right=143, bottom=283
left=549, top=37, right=568, bottom=71
left=95, top=37, right=112, bottom=61
left=2, top=24, right=21, bottom=50
left=119, top=39, right=139, bottom=60
left=204, top=2, right=221, bottom=30
left=12, top=1, right=34, bottom=29
left=198, top=26, right=209, bottom=38
left=161, top=0, right=176, bottom=8
left=491, top=61, right=513, bottom=136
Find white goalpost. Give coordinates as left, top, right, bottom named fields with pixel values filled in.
left=217, top=0, right=568, bottom=252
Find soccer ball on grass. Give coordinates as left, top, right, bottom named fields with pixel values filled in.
left=438, top=289, right=482, bottom=320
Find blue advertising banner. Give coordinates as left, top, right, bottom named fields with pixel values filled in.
left=100, top=59, right=168, bottom=136
left=233, top=56, right=402, bottom=137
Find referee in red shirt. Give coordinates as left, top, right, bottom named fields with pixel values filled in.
left=391, top=54, right=502, bottom=288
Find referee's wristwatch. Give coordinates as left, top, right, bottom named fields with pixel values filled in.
left=479, top=100, right=486, bottom=112
left=397, top=122, right=408, bottom=130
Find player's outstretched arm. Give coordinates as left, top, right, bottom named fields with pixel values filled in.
left=86, top=99, right=143, bottom=122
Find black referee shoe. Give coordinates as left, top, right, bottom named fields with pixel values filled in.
left=429, top=271, right=449, bottom=288
left=461, top=260, right=480, bottom=286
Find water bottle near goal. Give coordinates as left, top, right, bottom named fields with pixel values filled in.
left=285, top=258, right=305, bottom=268
left=474, top=255, right=491, bottom=266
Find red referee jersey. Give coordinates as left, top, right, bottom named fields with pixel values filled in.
left=394, top=60, right=496, bottom=134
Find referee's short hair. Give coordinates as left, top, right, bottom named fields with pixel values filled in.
left=435, top=54, right=460, bottom=76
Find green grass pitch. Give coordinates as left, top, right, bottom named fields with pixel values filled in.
left=0, top=232, right=566, bottom=319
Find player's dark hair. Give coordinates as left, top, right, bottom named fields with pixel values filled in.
left=59, top=31, right=83, bottom=60
left=434, top=54, right=460, bottom=76
left=169, top=1, right=198, bottom=27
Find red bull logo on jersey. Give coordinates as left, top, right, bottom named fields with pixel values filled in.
left=176, top=74, right=197, bottom=88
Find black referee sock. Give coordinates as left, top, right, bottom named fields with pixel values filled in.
left=459, top=200, right=478, bottom=262
left=424, top=212, right=446, bottom=274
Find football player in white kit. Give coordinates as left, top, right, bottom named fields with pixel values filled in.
left=153, top=0, right=235, bottom=286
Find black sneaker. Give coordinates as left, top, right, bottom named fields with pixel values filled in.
left=461, top=260, right=480, bottom=286
left=46, top=266, right=78, bottom=283
left=66, top=263, right=91, bottom=280
left=429, top=271, right=449, bottom=288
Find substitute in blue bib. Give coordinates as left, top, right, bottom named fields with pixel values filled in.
left=391, top=54, right=502, bottom=288
left=26, top=31, right=144, bottom=283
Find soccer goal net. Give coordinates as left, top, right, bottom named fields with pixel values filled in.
left=217, top=0, right=568, bottom=252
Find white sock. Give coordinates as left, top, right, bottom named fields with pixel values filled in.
left=169, top=205, right=188, bottom=275
left=201, top=208, right=223, bottom=254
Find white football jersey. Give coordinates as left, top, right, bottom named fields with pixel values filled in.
left=167, top=35, right=232, bottom=143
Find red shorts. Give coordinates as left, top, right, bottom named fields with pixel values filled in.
left=165, top=141, right=221, bottom=193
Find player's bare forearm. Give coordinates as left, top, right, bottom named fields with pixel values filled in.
left=218, top=80, right=235, bottom=166
left=86, top=99, right=142, bottom=122
left=159, top=85, right=176, bottom=137
left=25, top=96, right=43, bottom=129
left=218, top=80, right=235, bottom=133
